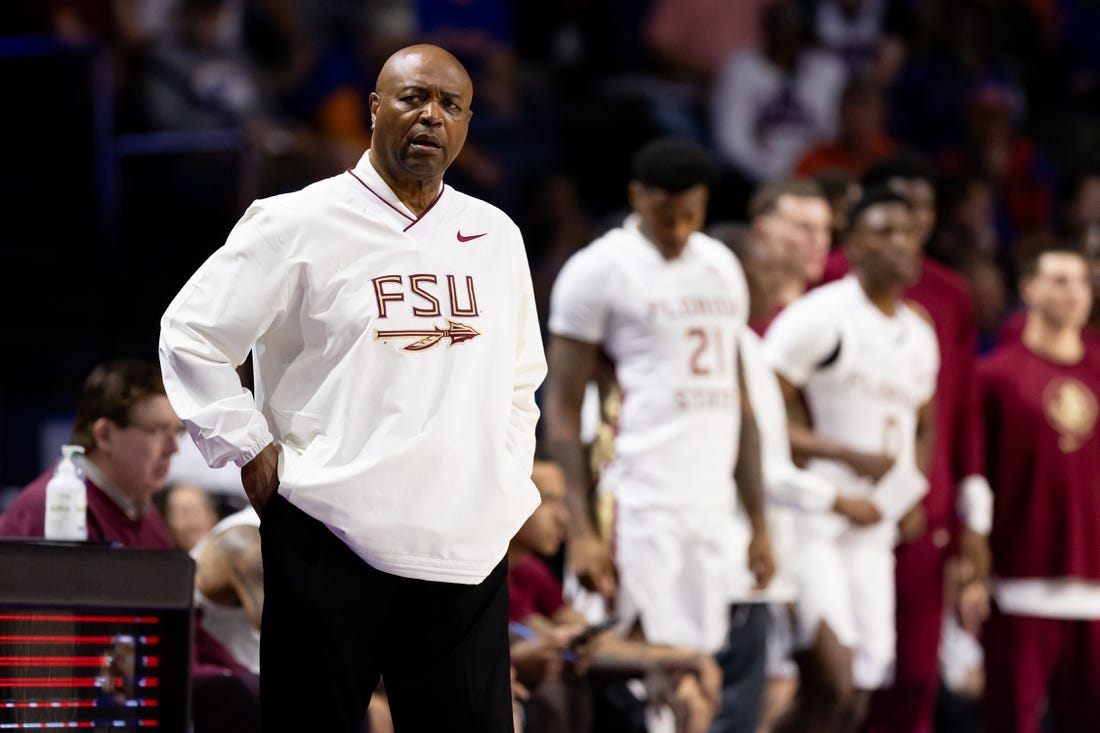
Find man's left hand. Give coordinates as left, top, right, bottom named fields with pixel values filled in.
left=241, top=443, right=279, bottom=517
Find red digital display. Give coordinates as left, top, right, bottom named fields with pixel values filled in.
left=0, top=611, right=178, bottom=730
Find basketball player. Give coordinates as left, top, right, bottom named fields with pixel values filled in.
left=978, top=244, right=1100, bottom=733
left=820, top=153, right=993, bottom=733
left=544, top=136, right=774, bottom=733
left=765, top=186, right=939, bottom=733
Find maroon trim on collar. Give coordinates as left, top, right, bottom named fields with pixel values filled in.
left=402, top=186, right=445, bottom=232
left=345, top=167, right=446, bottom=232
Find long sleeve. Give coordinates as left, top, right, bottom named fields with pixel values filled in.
left=159, top=206, right=293, bottom=468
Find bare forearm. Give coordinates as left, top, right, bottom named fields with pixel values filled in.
left=916, top=405, right=934, bottom=478
left=548, top=435, right=598, bottom=537
left=735, top=409, right=766, bottom=530
left=543, top=335, right=602, bottom=538
left=589, top=636, right=698, bottom=678
left=788, top=422, right=850, bottom=464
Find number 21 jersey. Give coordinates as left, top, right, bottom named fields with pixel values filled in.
left=549, top=215, right=749, bottom=512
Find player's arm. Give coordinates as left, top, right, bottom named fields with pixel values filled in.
left=776, top=375, right=883, bottom=526
left=778, top=373, right=895, bottom=481
left=544, top=334, right=616, bottom=599
left=915, top=396, right=935, bottom=479
left=736, top=351, right=774, bottom=589
left=896, top=397, right=935, bottom=543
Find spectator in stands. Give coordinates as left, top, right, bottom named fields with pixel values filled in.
left=936, top=81, right=1057, bottom=251
left=804, top=0, right=915, bottom=84
left=929, top=172, right=1008, bottom=348
left=191, top=505, right=262, bottom=673
left=885, top=0, right=1032, bottom=156
left=135, top=0, right=268, bottom=131
left=159, top=481, right=219, bottom=552
left=795, top=74, right=896, bottom=180
left=517, top=172, right=596, bottom=329
left=0, top=358, right=261, bottom=733
left=711, top=0, right=847, bottom=185
left=1059, top=167, right=1100, bottom=255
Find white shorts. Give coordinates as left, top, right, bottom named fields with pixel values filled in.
left=614, top=504, right=736, bottom=654
left=793, top=533, right=896, bottom=690
left=765, top=602, right=798, bottom=679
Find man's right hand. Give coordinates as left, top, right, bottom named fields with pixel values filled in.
left=568, top=530, right=617, bottom=601
left=840, top=449, right=895, bottom=482
left=833, top=495, right=883, bottom=526
left=241, top=443, right=279, bottom=517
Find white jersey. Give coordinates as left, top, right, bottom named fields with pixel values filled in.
left=161, top=150, right=545, bottom=585
left=549, top=215, right=750, bottom=511
left=764, top=276, right=939, bottom=543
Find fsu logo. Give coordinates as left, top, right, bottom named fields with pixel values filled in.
left=375, top=320, right=480, bottom=351
left=1042, top=377, right=1098, bottom=453
left=371, top=273, right=482, bottom=351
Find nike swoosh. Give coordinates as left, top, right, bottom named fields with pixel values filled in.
left=456, top=231, right=487, bottom=242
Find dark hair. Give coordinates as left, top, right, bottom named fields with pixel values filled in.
left=847, top=184, right=912, bottom=233
left=1017, top=239, right=1088, bottom=279
left=70, top=359, right=168, bottom=452
left=747, top=177, right=826, bottom=219
left=861, top=150, right=935, bottom=190
left=813, top=167, right=856, bottom=201
left=631, top=137, right=718, bottom=194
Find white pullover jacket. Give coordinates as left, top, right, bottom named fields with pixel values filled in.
left=160, top=151, right=546, bottom=584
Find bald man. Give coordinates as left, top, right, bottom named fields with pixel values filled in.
left=160, top=44, right=546, bottom=732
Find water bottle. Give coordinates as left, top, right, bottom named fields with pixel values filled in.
left=44, top=445, right=88, bottom=541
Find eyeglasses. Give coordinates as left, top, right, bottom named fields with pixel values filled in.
left=124, top=422, right=187, bottom=440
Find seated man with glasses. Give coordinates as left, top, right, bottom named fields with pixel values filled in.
left=0, top=358, right=182, bottom=547
left=0, top=358, right=263, bottom=733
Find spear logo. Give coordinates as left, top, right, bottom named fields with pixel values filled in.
left=375, top=320, right=481, bottom=351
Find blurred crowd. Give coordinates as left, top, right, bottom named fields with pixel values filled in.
left=5, top=0, right=1100, bottom=346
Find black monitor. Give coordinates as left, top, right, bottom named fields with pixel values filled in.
left=0, top=541, right=193, bottom=731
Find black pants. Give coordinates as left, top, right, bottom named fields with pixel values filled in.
left=259, top=494, right=513, bottom=733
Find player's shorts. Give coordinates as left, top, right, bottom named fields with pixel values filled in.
left=765, top=603, right=798, bottom=679
left=793, top=531, right=896, bottom=690
left=614, top=504, right=736, bottom=654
